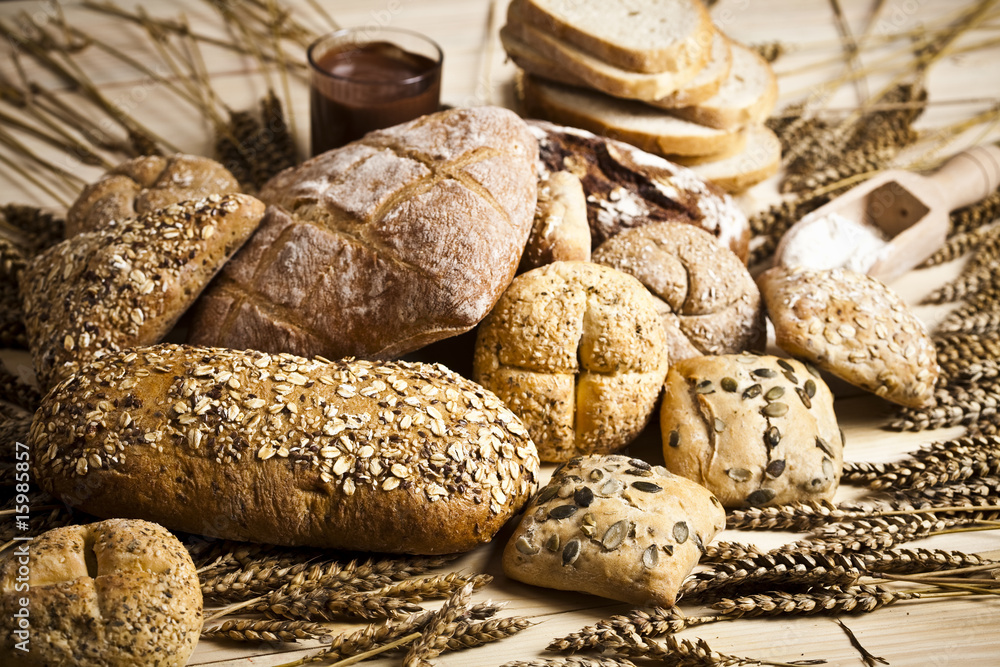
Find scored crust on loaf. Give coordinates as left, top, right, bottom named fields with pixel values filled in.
left=473, top=261, right=669, bottom=462
left=502, top=0, right=709, bottom=101
left=592, top=222, right=765, bottom=361
left=519, top=73, right=742, bottom=157
left=190, top=107, right=537, bottom=361
left=0, top=519, right=202, bottom=666
left=519, top=0, right=714, bottom=74
left=528, top=120, right=750, bottom=261
left=20, top=194, right=265, bottom=390
left=66, top=154, right=242, bottom=236
left=31, top=344, right=539, bottom=554
left=503, top=454, right=725, bottom=606
left=758, top=266, right=940, bottom=409
left=660, top=353, right=844, bottom=508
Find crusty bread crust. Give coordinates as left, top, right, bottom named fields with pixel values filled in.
left=0, top=519, right=202, bottom=666
left=189, top=107, right=537, bottom=361
left=30, top=344, right=539, bottom=554
left=519, top=170, right=591, bottom=272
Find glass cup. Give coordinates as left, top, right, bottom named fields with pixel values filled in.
left=308, top=27, right=443, bottom=155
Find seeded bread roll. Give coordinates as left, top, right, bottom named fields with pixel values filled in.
left=660, top=353, right=844, bottom=508
left=503, top=454, right=726, bottom=606
left=528, top=120, right=750, bottom=261
left=592, top=221, right=764, bottom=362
left=30, top=344, right=539, bottom=554
left=473, top=261, right=669, bottom=462
left=189, top=106, right=538, bottom=361
left=0, top=519, right=201, bottom=666
left=66, top=154, right=241, bottom=236
left=519, top=170, right=591, bottom=272
left=19, top=194, right=264, bottom=391
left=758, top=266, right=940, bottom=408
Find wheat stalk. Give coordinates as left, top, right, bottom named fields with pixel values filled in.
left=201, top=619, right=331, bottom=643
left=711, top=585, right=918, bottom=618
left=402, top=582, right=475, bottom=667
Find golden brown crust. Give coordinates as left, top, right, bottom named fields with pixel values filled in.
left=19, top=194, right=265, bottom=391
left=189, top=107, right=538, bottom=361
left=66, top=154, right=241, bottom=236
left=660, top=353, right=844, bottom=508
left=758, top=266, right=940, bottom=408
left=592, top=221, right=765, bottom=362
left=503, top=454, right=726, bottom=606
left=0, top=519, right=201, bottom=666
left=473, top=261, right=668, bottom=462
left=30, top=344, right=539, bottom=554
left=519, top=171, right=591, bottom=272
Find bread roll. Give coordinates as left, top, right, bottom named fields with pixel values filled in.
left=20, top=194, right=264, bottom=391
left=758, top=266, right=939, bottom=408
left=519, top=170, right=590, bottom=272
left=189, top=106, right=538, bottom=361
left=592, top=221, right=764, bottom=362
left=0, top=519, right=201, bottom=666
left=660, top=353, right=844, bottom=508
left=66, top=154, right=241, bottom=236
left=503, top=454, right=726, bottom=606
left=473, top=261, right=669, bottom=461
left=527, top=120, right=750, bottom=261
left=30, top=344, right=539, bottom=554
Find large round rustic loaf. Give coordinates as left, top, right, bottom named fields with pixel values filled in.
left=30, top=344, right=540, bottom=554
left=66, top=154, right=241, bottom=236
left=188, top=106, right=538, bottom=361
left=0, top=519, right=201, bottom=666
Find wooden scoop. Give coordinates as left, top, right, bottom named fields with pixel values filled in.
left=774, top=143, right=1000, bottom=284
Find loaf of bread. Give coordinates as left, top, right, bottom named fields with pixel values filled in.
left=503, top=454, right=726, bottom=606
left=660, top=353, right=844, bottom=508
left=473, top=261, right=669, bottom=462
left=189, top=107, right=538, bottom=361
left=528, top=120, right=750, bottom=260
left=0, top=519, right=201, bottom=666
left=758, top=266, right=940, bottom=408
left=20, top=194, right=264, bottom=390
left=519, top=170, right=591, bottom=272
left=30, top=344, right=540, bottom=554
left=592, top=221, right=764, bottom=361
left=66, top=154, right=241, bottom=236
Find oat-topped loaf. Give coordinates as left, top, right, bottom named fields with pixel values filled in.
left=0, top=519, right=201, bottom=666
left=758, top=265, right=940, bottom=408
left=190, top=106, right=538, bottom=361
left=660, top=353, right=844, bottom=508
left=528, top=120, right=750, bottom=260
left=66, top=154, right=241, bottom=236
left=19, top=194, right=264, bottom=390
left=473, top=261, right=669, bottom=461
left=30, top=344, right=539, bottom=554
left=503, top=454, right=726, bottom=606
left=593, top=221, right=764, bottom=361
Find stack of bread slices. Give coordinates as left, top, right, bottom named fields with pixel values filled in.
left=502, top=0, right=781, bottom=193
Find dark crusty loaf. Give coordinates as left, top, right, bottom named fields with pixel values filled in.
left=66, top=154, right=241, bottom=236
left=189, top=106, right=538, bottom=361
left=527, top=120, right=750, bottom=261
left=30, top=344, right=540, bottom=554
left=20, top=194, right=264, bottom=390
left=0, top=519, right=202, bottom=666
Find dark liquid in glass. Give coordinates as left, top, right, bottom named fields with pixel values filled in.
left=310, top=41, right=441, bottom=155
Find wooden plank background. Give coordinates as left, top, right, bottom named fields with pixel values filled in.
left=2, top=1, right=1000, bottom=665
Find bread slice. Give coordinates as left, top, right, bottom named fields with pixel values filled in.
left=518, top=73, right=743, bottom=157
left=651, top=30, right=733, bottom=108
left=502, top=0, right=709, bottom=101
left=680, top=125, right=781, bottom=193
left=653, top=43, right=778, bottom=130
left=520, top=0, right=713, bottom=74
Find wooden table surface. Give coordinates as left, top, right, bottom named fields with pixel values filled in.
left=2, top=1, right=1000, bottom=665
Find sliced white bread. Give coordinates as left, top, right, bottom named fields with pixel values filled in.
left=520, top=0, right=713, bottom=74
left=518, top=73, right=744, bottom=158
left=652, top=43, right=779, bottom=131
left=650, top=30, right=733, bottom=108
left=681, top=125, right=781, bottom=193
left=501, top=0, right=709, bottom=101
